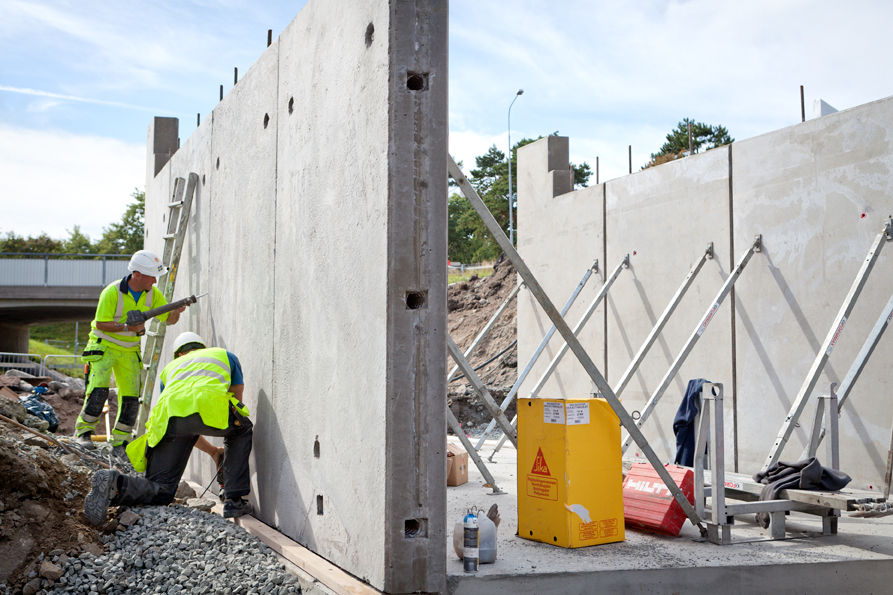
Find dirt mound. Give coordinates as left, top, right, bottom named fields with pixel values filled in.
left=447, top=253, right=519, bottom=434
left=0, top=425, right=103, bottom=588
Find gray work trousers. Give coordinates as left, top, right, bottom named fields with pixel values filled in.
left=112, top=409, right=253, bottom=506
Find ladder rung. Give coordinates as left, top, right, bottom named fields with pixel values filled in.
left=146, top=331, right=165, bottom=337
left=168, top=201, right=184, bottom=208
left=162, top=233, right=176, bottom=240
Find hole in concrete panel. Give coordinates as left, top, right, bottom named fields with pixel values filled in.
left=406, top=72, right=428, bottom=91
left=162, top=213, right=165, bottom=223
left=263, top=113, right=270, bottom=129
left=405, top=290, right=427, bottom=310
left=317, top=495, right=323, bottom=515
left=404, top=519, right=427, bottom=538
left=313, top=437, right=320, bottom=458
left=553, top=536, right=557, bottom=542
left=529, top=531, right=533, bottom=536
left=216, top=157, right=220, bottom=170
left=288, top=97, right=294, bottom=115
left=365, top=23, right=374, bottom=47
left=202, top=175, right=206, bottom=186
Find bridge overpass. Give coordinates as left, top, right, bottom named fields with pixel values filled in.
left=0, top=254, right=129, bottom=351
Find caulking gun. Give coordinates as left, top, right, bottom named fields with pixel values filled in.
left=126, top=292, right=208, bottom=335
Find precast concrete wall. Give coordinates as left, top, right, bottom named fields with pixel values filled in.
left=518, top=95, right=893, bottom=489
left=144, top=1, right=448, bottom=592
left=517, top=136, right=606, bottom=402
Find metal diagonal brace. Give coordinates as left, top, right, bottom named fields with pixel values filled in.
left=447, top=408, right=504, bottom=494
left=621, top=235, right=761, bottom=453
left=448, top=281, right=525, bottom=382
left=447, top=335, right=518, bottom=448
left=613, top=244, right=713, bottom=399
left=801, top=288, right=893, bottom=459
left=529, top=255, right=628, bottom=398
left=476, top=259, right=599, bottom=452
left=762, top=218, right=892, bottom=472
left=448, top=154, right=707, bottom=535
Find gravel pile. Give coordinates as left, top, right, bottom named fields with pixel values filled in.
left=17, top=505, right=300, bottom=595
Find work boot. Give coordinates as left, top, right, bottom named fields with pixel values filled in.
left=75, top=432, right=96, bottom=450
left=223, top=498, right=252, bottom=519
left=84, top=469, right=120, bottom=526
left=111, top=442, right=129, bottom=462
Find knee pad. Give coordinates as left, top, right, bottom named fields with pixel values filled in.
left=83, top=388, right=109, bottom=418
left=118, top=396, right=141, bottom=427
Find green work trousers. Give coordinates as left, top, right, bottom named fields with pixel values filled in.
left=75, top=348, right=142, bottom=447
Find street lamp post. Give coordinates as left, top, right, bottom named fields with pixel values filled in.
left=507, top=89, right=523, bottom=245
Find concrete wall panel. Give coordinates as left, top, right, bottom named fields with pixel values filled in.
left=517, top=137, right=606, bottom=402
left=732, top=97, right=893, bottom=487
left=145, top=1, right=447, bottom=592
left=606, top=146, right=734, bottom=465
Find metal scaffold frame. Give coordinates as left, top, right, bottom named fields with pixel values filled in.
left=449, top=154, right=708, bottom=534
left=621, top=235, right=762, bottom=454
left=762, top=218, right=893, bottom=472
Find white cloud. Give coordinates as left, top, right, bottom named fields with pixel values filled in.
left=0, top=125, right=144, bottom=241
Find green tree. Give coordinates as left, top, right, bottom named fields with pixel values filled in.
left=644, top=118, right=734, bottom=169
left=449, top=134, right=591, bottom=262
left=0, top=231, right=62, bottom=254
left=95, top=189, right=145, bottom=254
left=60, top=226, right=95, bottom=255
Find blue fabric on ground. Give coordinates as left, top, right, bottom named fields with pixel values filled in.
left=673, top=378, right=714, bottom=467
left=19, top=393, right=60, bottom=433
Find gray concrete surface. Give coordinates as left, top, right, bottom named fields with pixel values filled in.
left=143, top=1, right=447, bottom=592
left=448, top=438, right=893, bottom=595
left=517, top=94, right=893, bottom=490
left=517, top=136, right=606, bottom=401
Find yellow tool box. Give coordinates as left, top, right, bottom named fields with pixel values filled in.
left=517, top=397, right=625, bottom=548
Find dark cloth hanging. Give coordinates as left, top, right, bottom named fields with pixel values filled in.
left=751, top=457, right=852, bottom=528
left=673, top=378, right=714, bottom=467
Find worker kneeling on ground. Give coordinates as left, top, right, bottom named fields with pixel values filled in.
left=74, top=250, right=187, bottom=456
left=84, top=332, right=254, bottom=525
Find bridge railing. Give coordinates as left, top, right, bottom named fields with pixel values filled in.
left=0, top=253, right=130, bottom=287
left=0, top=352, right=86, bottom=381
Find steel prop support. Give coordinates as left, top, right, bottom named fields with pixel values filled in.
left=762, top=219, right=892, bottom=472
left=621, top=235, right=762, bottom=453
left=475, top=260, right=598, bottom=451
left=528, top=255, right=628, bottom=398
left=613, top=244, right=713, bottom=399
left=447, top=281, right=525, bottom=382
left=447, top=334, right=518, bottom=448
left=447, top=408, right=503, bottom=494
left=448, top=154, right=707, bottom=534
left=801, top=289, right=893, bottom=458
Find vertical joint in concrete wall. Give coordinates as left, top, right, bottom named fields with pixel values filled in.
left=384, top=0, right=447, bottom=593
left=147, top=117, right=179, bottom=177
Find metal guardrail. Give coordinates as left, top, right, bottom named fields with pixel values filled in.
left=0, top=352, right=86, bottom=381
left=0, top=252, right=130, bottom=287
left=0, top=352, right=44, bottom=376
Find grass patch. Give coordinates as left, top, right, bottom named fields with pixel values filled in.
left=449, top=267, right=494, bottom=284
left=26, top=340, right=85, bottom=378
left=29, top=321, right=92, bottom=353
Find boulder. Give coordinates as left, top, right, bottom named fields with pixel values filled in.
left=0, top=397, right=27, bottom=423
left=175, top=481, right=197, bottom=500
left=118, top=510, right=141, bottom=527
left=186, top=498, right=217, bottom=512
left=40, top=560, right=63, bottom=580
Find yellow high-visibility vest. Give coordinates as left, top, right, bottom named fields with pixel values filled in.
left=146, top=347, right=248, bottom=447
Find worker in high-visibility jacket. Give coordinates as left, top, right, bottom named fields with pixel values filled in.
left=74, top=250, right=188, bottom=455
left=83, top=332, right=254, bottom=525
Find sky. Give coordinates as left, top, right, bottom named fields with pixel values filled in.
left=2, top=0, right=893, bottom=240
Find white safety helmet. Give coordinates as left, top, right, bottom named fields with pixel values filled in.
left=128, top=250, right=168, bottom=277
left=172, top=332, right=206, bottom=356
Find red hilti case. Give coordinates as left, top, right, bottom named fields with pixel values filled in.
left=622, top=462, right=694, bottom=536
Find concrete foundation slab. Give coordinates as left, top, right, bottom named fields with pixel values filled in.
left=447, top=438, right=893, bottom=595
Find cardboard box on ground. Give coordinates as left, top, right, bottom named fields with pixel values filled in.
left=447, top=443, right=468, bottom=486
